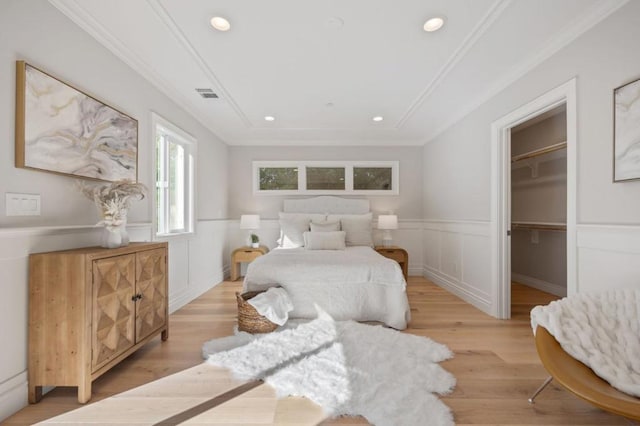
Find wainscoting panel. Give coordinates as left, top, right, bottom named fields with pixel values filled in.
left=169, top=220, right=229, bottom=313
left=577, top=224, right=640, bottom=294
left=440, top=232, right=462, bottom=281
left=422, top=221, right=492, bottom=315
left=462, top=233, right=492, bottom=298
left=167, top=238, right=189, bottom=307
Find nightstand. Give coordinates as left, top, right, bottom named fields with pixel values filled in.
left=375, top=246, right=408, bottom=280
left=231, top=246, right=268, bottom=281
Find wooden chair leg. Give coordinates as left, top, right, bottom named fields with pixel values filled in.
left=528, top=376, right=553, bottom=404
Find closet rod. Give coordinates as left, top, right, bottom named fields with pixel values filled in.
left=511, top=141, right=567, bottom=163
left=511, top=222, right=566, bottom=232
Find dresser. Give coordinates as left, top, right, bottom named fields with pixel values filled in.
left=28, top=242, right=168, bottom=404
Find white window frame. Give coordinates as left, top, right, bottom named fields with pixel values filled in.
left=253, top=161, right=399, bottom=195
left=152, top=112, right=196, bottom=237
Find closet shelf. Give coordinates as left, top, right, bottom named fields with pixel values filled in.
left=511, top=141, right=567, bottom=163
left=511, top=222, right=566, bottom=232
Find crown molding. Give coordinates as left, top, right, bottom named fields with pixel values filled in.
left=48, top=0, right=231, bottom=143
left=394, top=0, right=513, bottom=129
left=145, top=0, right=252, bottom=128
left=422, top=0, right=630, bottom=145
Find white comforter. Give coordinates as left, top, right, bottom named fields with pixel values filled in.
left=243, top=246, right=411, bottom=329
left=530, top=288, right=640, bottom=397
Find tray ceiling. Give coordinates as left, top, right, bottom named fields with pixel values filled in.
left=50, top=0, right=627, bottom=146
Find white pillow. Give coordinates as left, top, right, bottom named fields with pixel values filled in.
left=277, top=212, right=326, bottom=248
left=278, top=217, right=310, bottom=248
left=310, top=220, right=341, bottom=232
left=303, top=231, right=346, bottom=250
left=327, top=213, right=373, bottom=247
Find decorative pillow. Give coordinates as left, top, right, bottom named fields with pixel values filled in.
left=277, top=213, right=326, bottom=248
left=278, top=217, right=311, bottom=248
left=310, top=220, right=341, bottom=232
left=327, top=213, right=373, bottom=247
left=303, top=231, right=346, bottom=250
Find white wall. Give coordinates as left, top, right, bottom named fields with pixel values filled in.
left=0, top=0, right=228, bottom=420
left=227, top=145, right=424, bottom=220
left=422, top=1, right=640, bottom=311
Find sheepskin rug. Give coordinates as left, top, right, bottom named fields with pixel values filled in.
left=203, top=313, right=456, bottom=425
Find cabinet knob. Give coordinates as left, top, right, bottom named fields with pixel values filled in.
left=131, top=293, right=143, bottom=301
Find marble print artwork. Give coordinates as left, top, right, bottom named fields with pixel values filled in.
left=23, top=64, right=137, bottom=181
left=614, top=78, right=640, bottom=181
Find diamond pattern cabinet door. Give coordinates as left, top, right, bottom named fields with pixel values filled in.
left=92, top=254, right=136, bottom=371
left=135, top=248, right=167, bottom=342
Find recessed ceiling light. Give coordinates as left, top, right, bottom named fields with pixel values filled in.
left=264, top=116, right=275, bottom=121
left=423, top=17, right=445, bottom=32
left=373, top=116, right=384, bottom=122
left=210, top=16, right=230, bottom=31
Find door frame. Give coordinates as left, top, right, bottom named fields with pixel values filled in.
left=490, top=78, right=577, bottom=319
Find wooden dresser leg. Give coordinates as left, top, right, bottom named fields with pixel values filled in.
left=78, top=378, right=92, bottom=404
left=28, top=384, right=42, bottom=404
left=161, top=328, right=169, bottom=341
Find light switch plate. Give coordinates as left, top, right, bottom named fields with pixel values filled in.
left=6, top=192, right=41, bottom=216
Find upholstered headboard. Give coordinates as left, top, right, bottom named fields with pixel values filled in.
left=283, top=196, right=370, bottom=215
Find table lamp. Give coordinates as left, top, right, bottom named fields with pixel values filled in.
left=378, top=214, right=398, bottom=247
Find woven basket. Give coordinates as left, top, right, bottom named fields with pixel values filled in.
left=236, top=291, right=278, bottom=334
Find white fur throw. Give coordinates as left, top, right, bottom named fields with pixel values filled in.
left=205, top=313, right=456, bottom=425
left=530, top=288, right=640, bottom=397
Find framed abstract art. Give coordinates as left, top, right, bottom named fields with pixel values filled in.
left=613, top=77, right=640, bottom=182
left=15, top=61, right=138, bottom=182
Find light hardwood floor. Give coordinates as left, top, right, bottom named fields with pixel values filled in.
left=5, top=278, right=638, bottom=425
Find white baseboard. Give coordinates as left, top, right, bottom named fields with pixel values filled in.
left=168, top=271, right=225, bottom=314
left=408, top=266, right=423, bottom=277
left=511, top=273, right=567, bottom=297
left=423, top=266, right=492, bottom=316
left=0, top=372, right=27, bottom=422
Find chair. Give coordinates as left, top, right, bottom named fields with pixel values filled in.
left=530, top=325, right=640, bottom=421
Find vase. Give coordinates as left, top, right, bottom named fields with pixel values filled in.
left=101, top=227, right=122, bottom=249
left=120, top=211, right=130, bottom=246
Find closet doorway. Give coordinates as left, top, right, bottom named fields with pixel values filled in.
left=491, top=78, right=577, bottom=319
left=510, top=105, right=567, bottom=306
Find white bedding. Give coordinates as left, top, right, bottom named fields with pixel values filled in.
left=243, top=246, right=411, bottom=329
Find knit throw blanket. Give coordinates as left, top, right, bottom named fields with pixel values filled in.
left=530, top=288, right=640, bottom=397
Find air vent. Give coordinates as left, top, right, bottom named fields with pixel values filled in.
left=195, top=88, right=219, bottom=99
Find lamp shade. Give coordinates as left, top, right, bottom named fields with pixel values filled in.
left=240, top=214, right=260, bottom=230
left=378, top=215, right=398, bottom=230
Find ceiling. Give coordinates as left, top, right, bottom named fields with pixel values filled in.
left=50, top=0, right=626, bottom=146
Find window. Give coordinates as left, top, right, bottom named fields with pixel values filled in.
left=259, top=167, right=298, bottom=191
left=306, top=167, right=345, bottom=190
left=153, top=113, right=195, bottom=236
left=354, top=167, right=392, bottom=190
left=253, top=161, right=398, bottom=195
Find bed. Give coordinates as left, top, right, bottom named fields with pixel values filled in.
left=242, top=196, right=411, bottom=329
